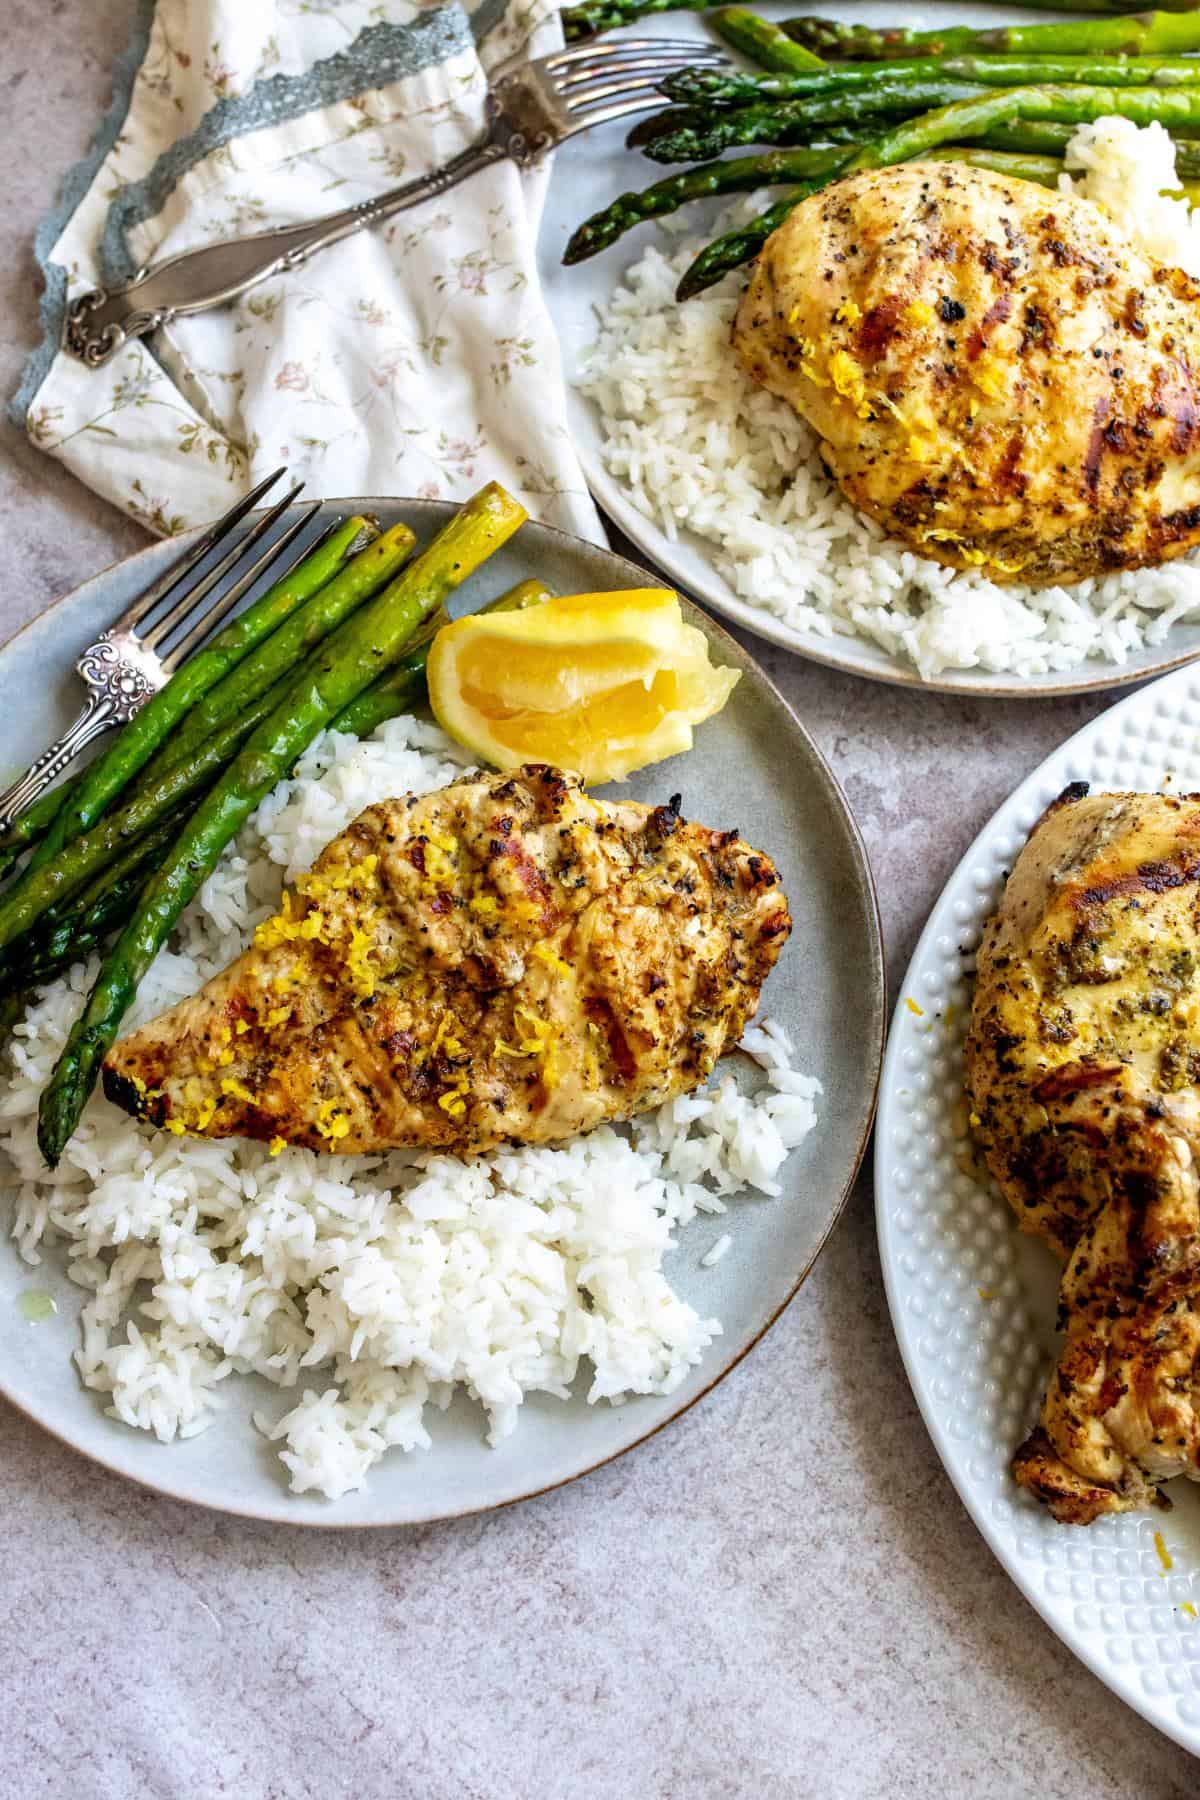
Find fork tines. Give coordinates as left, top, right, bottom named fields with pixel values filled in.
left=537, top=37, right=730, bottom=124
left=154, top=495, right=323, bottom=670
left=117, top=466, right=290, bottom=636
left=117, top=470, right=331, bottom=672
left=139, top=483, right=304, bottom=661
left=543, top=38, right=730, bottom=70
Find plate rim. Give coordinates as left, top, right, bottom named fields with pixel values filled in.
left=0, top=496, right=885, bottom=1528
left=873, top=657, right=1200, bottom=1756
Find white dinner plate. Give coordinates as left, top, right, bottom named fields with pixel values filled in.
left=877, top=660, right=1200, bottom=1754
left=537, top=2, right=1200, bottom=698
left=0, top=499, right=883, bottom=1525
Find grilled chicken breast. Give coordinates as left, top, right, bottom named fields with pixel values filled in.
left=104, top=764, right=790, bottom=1156
left=732, top=161, right=1200, bottom=586
left=965, top=785, right=1200, bottom=1523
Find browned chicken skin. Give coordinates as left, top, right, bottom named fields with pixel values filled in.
left=965, top=785, right=1200, bottom=1523
left=103, top=764, right=790, bottom=1156
left=733, top=161, right=1200, bottom=586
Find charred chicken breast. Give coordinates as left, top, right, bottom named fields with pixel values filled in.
left=733, top=161, right=1200, bottom=586
left=104, top=764, right=790, bottom=1156
left=966, top=785, right=1200, bottom=1523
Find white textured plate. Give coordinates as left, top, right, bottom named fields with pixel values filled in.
left=537, top=2, right=1200, bottom=698
left=0, top=500, right=883, bottom=1526
left=877, top=661, right=1200, bottom=1754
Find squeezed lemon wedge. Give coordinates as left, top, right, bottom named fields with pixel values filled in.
left=427, top=589, right=739, bottom=783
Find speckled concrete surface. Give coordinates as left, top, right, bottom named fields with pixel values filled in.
left=0, top=5, right=1196, bottom=1796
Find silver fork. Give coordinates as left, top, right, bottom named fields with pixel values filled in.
left=63, top=37, right=729, bottom=368
left=0, top=468, right=326, bottom=830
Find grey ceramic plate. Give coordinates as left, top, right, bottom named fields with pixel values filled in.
left=0, top=500, right=883, bottom=1526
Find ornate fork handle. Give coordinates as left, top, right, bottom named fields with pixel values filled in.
left=0, top=635, right=161, bottom=833
left=0, top=697, right=116, bottom=833
left=64, top=135, right=512, bottom=369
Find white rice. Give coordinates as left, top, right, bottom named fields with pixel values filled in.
left=1, top=719, right=819, bottom=1501
left=576, top=122, right=1200, bottom=682
left=1061, top=116, right=1200, bottom=278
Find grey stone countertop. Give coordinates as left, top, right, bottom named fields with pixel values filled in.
left=0, top=3, right=1196, bottom=1795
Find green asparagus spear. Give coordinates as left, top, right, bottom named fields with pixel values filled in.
left=925, top=146, right=1064, bottom=186
left=564, top=143, right=849, bottom=261
left=927, top=143, right=1200, bottom=201
left=27, top=515, right=372, bottom=879
left=972, top=117, right=1200, bottom=173
left=629, top=106, right=864, bottom=151
left=38, top=484, right=528, bottom=1164
left=962, top=118, right=1077, bottom=158
left=780, top=7, right=1200, bottom=61
left=0, top=990, right=25, bottom=1046
left=131, top=521, right=417, bottom=793
left=677, top=182, right=828, bottom=297
left=662, top=52, right=1200, bottom=107
left=711, top=8, right=824, bottom=72
left=627, top=105, right=714, bottom=148
left=847, top=83, right=1200, bottom=170
left=562, top=0, right=721, bottom=39
left=487, top=577, right=555, bottom=611
left=671, top=51, right=1200, bottom=106
left=0, top=784, right=74, bottom=878
left=12, top=813, right=189, bottom=994
left=1, top=577, right=554, bottom=1039
left=626, top=96, right=870, bottom=147
left=643, top=79, right=986, bottom=160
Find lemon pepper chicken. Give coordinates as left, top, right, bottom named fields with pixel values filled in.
left=965, top=786, right=1200, bottom=1523
left=103, top=764, right=790, bottom=1155
left=732, top=161, right=1200, bottom=585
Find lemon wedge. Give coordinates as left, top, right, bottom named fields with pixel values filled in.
left=427, top=589, right=739, bottom=783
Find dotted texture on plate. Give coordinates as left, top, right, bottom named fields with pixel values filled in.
left=876, top=663, right=1200, bottom=1756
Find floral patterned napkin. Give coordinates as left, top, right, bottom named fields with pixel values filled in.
left=12, top=0, right=602, bottom=542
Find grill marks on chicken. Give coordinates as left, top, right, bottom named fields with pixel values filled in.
left=965, top=787, right=1200, bottom=1522
left=732, top=162, right=1200, bottom=586
left=103, top=765, right=790, bottom=1156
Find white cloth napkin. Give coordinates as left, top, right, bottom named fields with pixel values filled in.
left=13, top=0, right=603, bottom=543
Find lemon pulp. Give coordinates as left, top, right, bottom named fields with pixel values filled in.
left=428, top=590, right=739, bottom=784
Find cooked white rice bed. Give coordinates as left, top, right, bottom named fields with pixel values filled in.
left=1, top=718, right=818, bottom=1501
left=576, top=121, right=1200, bottom=681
